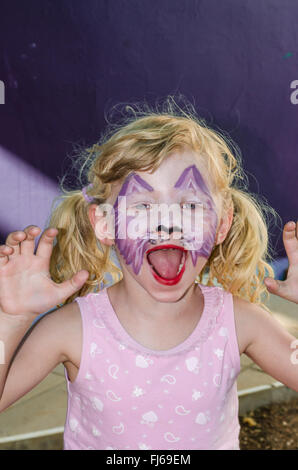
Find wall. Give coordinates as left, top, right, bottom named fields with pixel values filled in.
left=0, top=0, right=297, bottom=258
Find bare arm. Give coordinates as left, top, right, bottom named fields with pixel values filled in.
left=0, top=301, right=81, bottom=412
left=234, top=296, right=298, bottom=392
left=0, top=224, right=88, bottom=406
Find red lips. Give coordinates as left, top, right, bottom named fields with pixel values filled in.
left=146, top=244, right=187, bottom=286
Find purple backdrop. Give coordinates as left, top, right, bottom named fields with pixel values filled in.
left=0, top=0, right=297, bottom=259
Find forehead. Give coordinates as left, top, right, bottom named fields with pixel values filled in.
left=108, top=149, right=219, bottom=210
left=136, top=150, right=208, bottom=191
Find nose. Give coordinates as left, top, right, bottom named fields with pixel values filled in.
left=157, top=224, right=182, bottom=235
left=148, top=225, right=183, bottom=243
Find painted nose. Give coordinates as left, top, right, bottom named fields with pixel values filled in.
left=157, top=224, right=182, bottom=235
left=148, top=225, right=183, bottom=244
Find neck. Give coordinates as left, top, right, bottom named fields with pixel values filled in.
left=107, top=275, right=200, bottom=322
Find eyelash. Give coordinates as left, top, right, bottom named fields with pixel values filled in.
left=133, top=203, right=151, bottom=210
left=132, top=202, right=203, bottom=211
left=181, top=202, right=197, bottom=210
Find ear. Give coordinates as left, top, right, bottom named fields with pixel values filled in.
left=88, top=203, right=115, bottom=246
left=215, top=204, right=234, bottom=245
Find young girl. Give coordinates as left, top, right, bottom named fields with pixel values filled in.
left=0, top=98, right=297, bottom=450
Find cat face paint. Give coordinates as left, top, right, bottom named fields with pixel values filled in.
left=173, top=165, right=218, bottom=266
left=113, top=173, right=154, bottom=275
left=113, top=165, right=218, bottom=275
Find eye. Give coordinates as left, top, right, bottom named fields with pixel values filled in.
left=181, top=202, right=199, bottom=210
left=133, top=203, right=151, bottom=210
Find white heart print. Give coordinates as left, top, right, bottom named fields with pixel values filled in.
left=195, top=411, right=211, bottom=425
left=185, top=356, right=200, bottom=374
left=90, top=396, right=104, bottom=411
left=136, top=355, right=154, bottom=368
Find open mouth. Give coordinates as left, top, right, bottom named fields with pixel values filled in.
left=146, top=244, right=187, bottom=286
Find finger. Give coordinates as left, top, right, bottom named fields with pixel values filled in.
left=35, top=227, right=59, bottom=260
left=0, top=244, right=13, bottom=267
left=20, top=226, right=41, bottom=255
left=56, top=270, right=89, bottom=303
left=264, top=277, right=290, bottom=300
left=283, top=221, right=298, bottom=265
left=5, top=230, right=27, bottom=258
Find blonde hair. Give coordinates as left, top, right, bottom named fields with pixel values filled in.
left=48, top=95, right=280, bottom=311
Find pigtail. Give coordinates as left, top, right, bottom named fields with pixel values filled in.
left=48, top=189, right=122, bottom=305
left=200, top=187, right=277, bottom=312
left=45, top=95, right=281, bottom=311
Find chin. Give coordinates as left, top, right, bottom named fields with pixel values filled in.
left=136, top=268, right=199, bottom=303
left=143, top=286, right=193, bottom=303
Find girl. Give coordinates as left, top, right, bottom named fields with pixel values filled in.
left=0, top=98, right=297, bottom=450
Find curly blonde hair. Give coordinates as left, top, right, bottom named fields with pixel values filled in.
left=48, top=95, right=279, bottom=311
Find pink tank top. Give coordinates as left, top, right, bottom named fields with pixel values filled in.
left=63, top=284, right=241, bottom=450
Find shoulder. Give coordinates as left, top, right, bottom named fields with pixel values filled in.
left=232, top=294, right=273, bottom=355
left=38, top=300, right=81, bottom=331
left=32, top=300, right=82, bottom=364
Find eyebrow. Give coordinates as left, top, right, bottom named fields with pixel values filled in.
left=118, top=173, right=154, bottom=198
left=174, top=165, right=209, bottom=194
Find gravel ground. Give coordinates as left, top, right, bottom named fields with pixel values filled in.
left=239, top=397, right=298, bottom=450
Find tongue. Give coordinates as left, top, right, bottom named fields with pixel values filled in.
left=147, top=249, right=183, bottom=279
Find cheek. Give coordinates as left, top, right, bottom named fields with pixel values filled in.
left=114, top=211, right=150, bottom=276
left=183, top=207, right=218, bottom=266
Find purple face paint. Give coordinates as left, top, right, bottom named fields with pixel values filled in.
left=173, top=165, right=218, bottom=266
left=113, top=173, right=153, bottom=274
left=113, top=165, right=218, bottom=275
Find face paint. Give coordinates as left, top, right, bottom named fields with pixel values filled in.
left=173, top=165, right=218, bottom=266
left=113, top=173, right=153, bottom=275
left=113, top=165, right=218, bottom=277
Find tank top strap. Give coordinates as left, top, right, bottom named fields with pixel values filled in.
left=196, top=283, right=225, bottom=342
left=213, top=288, right=241, bottom=374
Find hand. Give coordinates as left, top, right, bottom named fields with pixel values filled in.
left=0, top=226, right=89, bottom=317
left=264, top=221, right=298, bottom=304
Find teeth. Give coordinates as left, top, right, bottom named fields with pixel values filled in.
left=177, top=263, right=183, bottom=274
left=176, top=252, right=186, bottom=275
